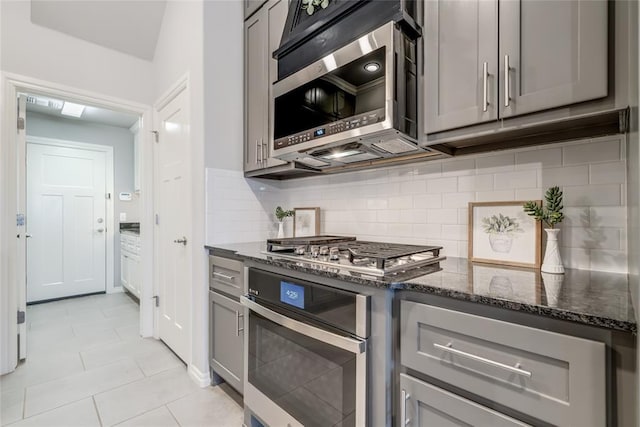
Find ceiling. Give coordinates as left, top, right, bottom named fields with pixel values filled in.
left=25, top=94, right=140, bottom=129
left=30, top=0, right=167, bottom=60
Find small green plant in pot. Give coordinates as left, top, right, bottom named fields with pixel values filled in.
left=275, top=206, right=294, bottom=238
left=524, top=186, right=565, bottom=274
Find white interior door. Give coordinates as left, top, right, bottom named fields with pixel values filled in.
left=16, top=95, right=27, bottom=359
left=156, top=87, right=191, bottom=363
left=26, top=143, right=107, bottom=302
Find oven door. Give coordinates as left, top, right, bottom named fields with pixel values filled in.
left=241, top=296, right=367, bottom=427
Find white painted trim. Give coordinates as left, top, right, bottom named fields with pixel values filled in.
left=154, top=73, right=189, bottom=111
left=188, top=363, right=212, bottom=388
left=25, top=136, right=116, bottom=295
left=1, top=72, right=155, bottom=374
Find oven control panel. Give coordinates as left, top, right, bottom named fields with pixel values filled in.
left=274, top=110, right=384, bottom=149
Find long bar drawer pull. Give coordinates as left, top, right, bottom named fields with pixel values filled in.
left=434, top=342, right=532, bottom=378
left=212, top=271, right=235, bottom=281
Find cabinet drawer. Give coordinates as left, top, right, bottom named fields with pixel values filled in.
left=400, top=373, right=529, bottom=427
left=400, top=301, right=606, bottom=426
left=209, top=255, right=244, bottom=298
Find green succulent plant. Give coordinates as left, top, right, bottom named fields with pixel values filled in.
left=523, top=186, right=564, bottom=228
left=482, top=214, right=522, bottom=235
left=301, top=0, right=329, bottom=16
left=275, top=206, right=294, bottom=222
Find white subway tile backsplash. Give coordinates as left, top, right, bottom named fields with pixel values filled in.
left=442, top=192, right=475, bottom=209
left=494, top=170, right=537, bottom=190
left=206, top=135, right=628, bottom=273
left=590, top=161, right=626, bottom=185
left=458, top=175, right=493, bottom=192
left=475, top=153, right=515, bottom=173
left=414, top=194, right=442, bottom=209
left=515, top=147, right=563, bottom=170
left=563, top=138, right=620, bottom=165
left=564, top=184, right=622, bottom=207
left=539, top=165, right=589, bottom=187
left=426, top=177, right=458, bottom=194
left=427, top=209, right=459, bottom=224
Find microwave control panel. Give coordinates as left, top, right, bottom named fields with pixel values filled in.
left=274, top=111, right=383, bottom=149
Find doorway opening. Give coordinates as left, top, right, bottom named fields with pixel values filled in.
left=1, top=74, right=155, bottom=375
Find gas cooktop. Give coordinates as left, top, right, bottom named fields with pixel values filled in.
left=265, top=236, right=444, bottom=276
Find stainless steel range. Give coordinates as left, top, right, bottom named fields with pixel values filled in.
left=265, top=236, right=445, bottom=277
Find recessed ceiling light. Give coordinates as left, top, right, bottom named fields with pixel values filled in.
left=61, top=102, right=85, bottom=117
left=364, top=62, right=380, bottom=73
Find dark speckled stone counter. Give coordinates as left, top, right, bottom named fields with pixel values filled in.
left=207, top=242, right=637, bottom=334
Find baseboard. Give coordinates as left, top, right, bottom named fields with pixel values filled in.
left=188, top=364, right=211, bottom=388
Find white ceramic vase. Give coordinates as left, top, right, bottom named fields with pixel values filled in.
left=541, top=228, right=564, bottom=274
left=541, top=272, right=564, bottom=307
left=277, top=221, right=285, bottom=238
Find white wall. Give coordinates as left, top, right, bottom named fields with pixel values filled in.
left=26, top=111, right=139, bottom=288
left=203, top=0, right=244, bottom=171
left=207, top=136, right=629, bottom=274
left=152, top=0, right=209, bottom=383
left=0, top=1, right=154, bottom=105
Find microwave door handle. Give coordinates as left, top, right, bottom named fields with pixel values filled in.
left=240, top=296, right=365, bottom=354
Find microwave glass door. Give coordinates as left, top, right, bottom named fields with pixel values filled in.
left=247, top=311, right=358, bottom=427
left=274, top=47, right=386, bottom=140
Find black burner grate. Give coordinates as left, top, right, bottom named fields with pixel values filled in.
left=343, top=241, right=442, bottom=270
left=267, top=235, right=356, bottom=252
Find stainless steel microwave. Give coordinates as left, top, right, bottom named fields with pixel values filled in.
left=271, top=22, right=423, bottom=169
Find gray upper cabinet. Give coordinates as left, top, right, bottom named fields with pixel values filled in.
left=244, top=0, right=288, bottom=173
left=500, top=0, right=608, bottom=118
left=425, top=0, right=608, bottom=134
left=424, top=0, right=498, bottom=133
left=244, top=0, right=267, bottom=20
left=209, top=291, right=244, bottom=394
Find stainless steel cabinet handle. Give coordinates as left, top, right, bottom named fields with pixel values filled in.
left=212, top=271, right=235, bottom=281
left=173, top=237, right=187, bottom=246
left=261, top=138, right=267, bottom=165
left=401, top=389, right=410, bottom=426
left=241, top=296, right=365, bottom=354
left=504, top=54, right=510, bottom=107
left=255, top=140, right=260, bottom=164
left=482, top=61, right=489, bottom=112
left=434, top=342, right=532, bottom=378
left=236, top=311, right=244, bottom=337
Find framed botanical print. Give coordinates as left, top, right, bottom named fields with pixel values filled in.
left=468, top=201, right=542, bottom=268
left=293, top=207, right=320, bottom=237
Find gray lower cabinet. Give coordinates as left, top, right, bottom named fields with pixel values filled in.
left=244, top=0, right=267, bottom=20
left=399, top=374, right=529, bottom=427
left=424, top=0, right=608, bottom=134
left=244, top=0, right=288, bottom=173
left=400, top=301, right=606, bottom=426
left=209, top=290, right=244, bottom=394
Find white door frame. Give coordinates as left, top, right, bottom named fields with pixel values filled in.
left=26, top=136, right=116, bottom=296
left=0, top=72, right=155, bottom=374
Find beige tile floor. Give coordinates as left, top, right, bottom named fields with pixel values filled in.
left=0, top=293, right=243, bottom=426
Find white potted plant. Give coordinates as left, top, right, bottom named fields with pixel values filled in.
left=524, top=186, right=565, bottom=274
left=275, top=206, right=294, bottom=238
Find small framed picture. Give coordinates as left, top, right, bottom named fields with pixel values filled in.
left=468, top=201, right=542, bottom=269
left=294, top=207, right=320, bottom=237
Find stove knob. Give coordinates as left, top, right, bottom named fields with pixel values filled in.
left=329, top=247, right=340, bottom=260
left=319, top=246, right=329, bottom=256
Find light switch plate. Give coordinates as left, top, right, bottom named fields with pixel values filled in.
left=119, top=212, right=127, bottom=221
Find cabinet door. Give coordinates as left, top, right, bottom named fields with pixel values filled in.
left=399, top=374, right=529, bottom=427
left=263, top=0, right=288, bottom=169
left=499, top=0, right=607, bottom=118
left=424, top=0, right=498, bottom=134
left=130, top=255, right=141, bottom=297
left=244, top=11, right=267, bottom=172
left=209, top=291, right=244, bottom=393
left=120, top=253, right=129, bottom=289
left=244, top=0, right=267, bottom=20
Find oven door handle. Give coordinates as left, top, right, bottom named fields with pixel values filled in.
left=240, top=296, right=366, bottom=355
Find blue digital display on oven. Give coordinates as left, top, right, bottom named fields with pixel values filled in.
left=314, top=128, right=326, bottom=137
left=280, top=281, right=304, bottom=309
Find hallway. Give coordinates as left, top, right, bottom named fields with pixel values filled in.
left=0, top=293, right=243, bottom=426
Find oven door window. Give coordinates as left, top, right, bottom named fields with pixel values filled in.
left=248, top=311, right=358, bottom=427
left=274, top=47, right=386, bottom=140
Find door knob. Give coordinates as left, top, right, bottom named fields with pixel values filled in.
left=25, top=234, right=32, bottom=238
left=174, top=237, right=187, bottom=246
left=97, top=228, right=105, bottom=233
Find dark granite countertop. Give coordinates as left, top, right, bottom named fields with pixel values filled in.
left=207, top=242, right=637, bottom=334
